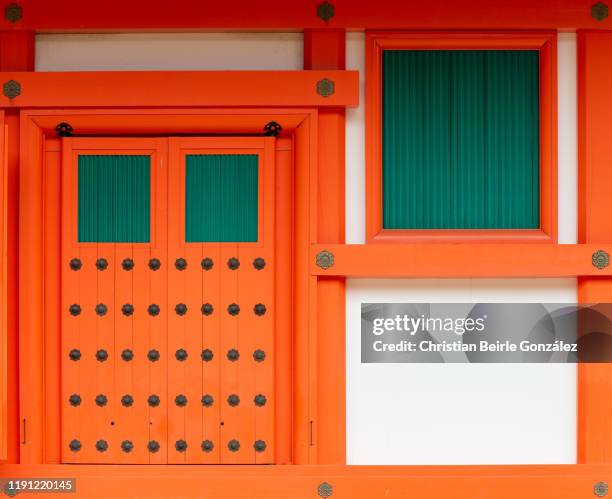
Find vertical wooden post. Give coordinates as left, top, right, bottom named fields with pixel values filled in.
left=0, top=30, right=34, bottom=465
left=304, top=28, right=347, bottom=464
left=577, top=30, right=612, bottom=464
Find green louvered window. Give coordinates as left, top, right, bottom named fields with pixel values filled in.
left=78, top=155, right=151, bottom=242
left=185, top=154, right=258, bottom=242
left=383, top=50, right=540, bottom=229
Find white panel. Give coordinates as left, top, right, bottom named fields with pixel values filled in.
left=346, top=278, right=577, bottom=464
left=558, top=33, right=578, bottom=244
left=35, top=33, right=303, bottom=71
left=346, top=32, right=366, bottom=244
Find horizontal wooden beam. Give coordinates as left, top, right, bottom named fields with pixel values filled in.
left=0, top=71, right=359, bottom=108
left=1, top=0, right=609, bottom=30
left=311, top=243, right=612, bottom=278
left=1, top=464, right=611, bottom=498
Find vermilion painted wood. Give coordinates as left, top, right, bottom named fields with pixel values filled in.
left=0, top=72, right=359, bottom=109
left=577, top=31, right=612, bottom=464
left=1, top=0, right=608, bottom=30
left=0, top=32, right=34, bottom=71
left=309, top=243, right=612, bottom=278
left=305, top=29, right=347, bottom=465
left=1, top=464, right=612, bottom=498
left=0, top=113, right=6, bottom=461
left=365, top=31, right=558, bottom=243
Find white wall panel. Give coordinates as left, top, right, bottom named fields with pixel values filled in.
left=35, top=33, right=303, bottom=71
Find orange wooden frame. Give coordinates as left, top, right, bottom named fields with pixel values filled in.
left=365, top=31, right=557, bottom=243
left=17, top=107, right=325, bottom=467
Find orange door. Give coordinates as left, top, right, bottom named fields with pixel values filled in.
left=61, top=137, right=276, bottom=464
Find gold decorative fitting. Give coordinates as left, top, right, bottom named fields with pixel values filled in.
left=4, top=3, right=22, bottom=23
left=592, top=250, right=610, bottom=270
left=317, top=482, right=333, bottom=498
left=316, top=250, right=334, bottom=270
left=316, top=78, right=335, bottom=98
left=592, top=2, right=609, bottom=21
left=2, top=80, right=20, bottom=100
left=316, top=1, right=335, bottom=22
left=594, top=481, right=609, bottom=497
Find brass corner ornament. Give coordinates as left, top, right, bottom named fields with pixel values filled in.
left=593, top=250, right=610, bottom=270
left=592, top=2, right=609, bottom=21
left=317, top=78, right=335, bottom=98
left=2, top=80, right=20, bottom=100
left=594, top=481, right=609, bottom=497
left=317, top=1, right=335, bottom=22
left=4, top=3, right=22, bottom=23
left=317, top=482, right=333, bottom=498
left=316, top=250, right=334, bottom=270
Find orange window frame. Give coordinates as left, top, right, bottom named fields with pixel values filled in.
left=365, top=31, right=558, bottom=243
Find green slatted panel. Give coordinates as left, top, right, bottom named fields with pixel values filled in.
left=185, top=154, right=258, bottom=242
left=382, top=50, right=540, bottom=229
left=78, top=155, right=151, bottom=242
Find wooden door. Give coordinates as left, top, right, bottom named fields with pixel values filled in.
left=61, top=137, right=276, bottom=464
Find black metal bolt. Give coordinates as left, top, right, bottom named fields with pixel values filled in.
left=254, top=394, right=267, bottom=407
left=121, top=440, right=134, bottom=453
left=201, top=349, right=214, bottom=362
left=96, top=349, right=109, bottom=362
left=121, top=258, right=135, bottom=271
left=69, top=439, right=82, bottom=452
left=175, top=348, right=188, bottom=361
left=227, top=349, right=240, bottom=362
left=148, top=440, right=160, bottom=453
left=5, top=3, right=23, bottom=24
left=121, top=303, right=134, bottom=316
left=95, top=394, right=108, bottom=407
left=148, top=394, right=161, bottom=407
left=96, top=258, right=108, bottom=271
left=148, top=304, right=160, bottom=316
left=253, top=303, right=267, bottom=316
left=175, top=258, right=187, bottom=271
left=69, top=348, right=81, bottom=361
left=149, top=258, right=161, bottom=271
left=95, top=303, right=108, bottom=316
left=317, top=0, right=335, bottom=22
left=69, top=304, right=81, bottom=317
left=69, top=258, right=82, bottom=271
left=227, top=303, right=240, bottom=316
left=96, top=440, right=108, bottom=452
left=201, top=394, right=214, bottom=407
left=227, top=439, right=240, bottom=452
left=69, top=394, right=81, bottom=407
left=148, top=349, right=160, bottom=362
left=54, top=122, right=73, bottom=137
left=201, top=257, right=214, bottom=270
left=201, top=440, right=214, bottom=452
left=253, top=349, right=266, bottom=362
left=227, top=257, right=240, bottom=270
left=121, top=349, right=134, bottom=362
left=254, top=440, right=267, bottom=453
left=201, top=303, right=214, bottom=316
left=175, top=440, right=188, bottom=452
left=175, top=394, right=188, bottom=407
left=121, top=394, right=134, bottom=407
left=253, top=257, right=266, bottom=270
left=227, top=394, right=240, bottom=407
left=175, top=303, right=188, bottom=316
left=263, top=121, right=282, bottom=137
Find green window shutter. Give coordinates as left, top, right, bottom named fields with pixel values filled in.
left=78, top=155, right=151, bottom=243
left=185, top=154, right=258, bottom=242
left=382, top=50, right=540, bottom=230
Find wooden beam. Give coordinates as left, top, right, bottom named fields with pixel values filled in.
left=1, top=0, right=609, bottom=31
left=310, top=243, right=612, bottom=278
left=577, top=30, right=612, bottom=465
left=1, top=464, right=611, bottom=498
left=0, top=71, right=359, bottom=109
